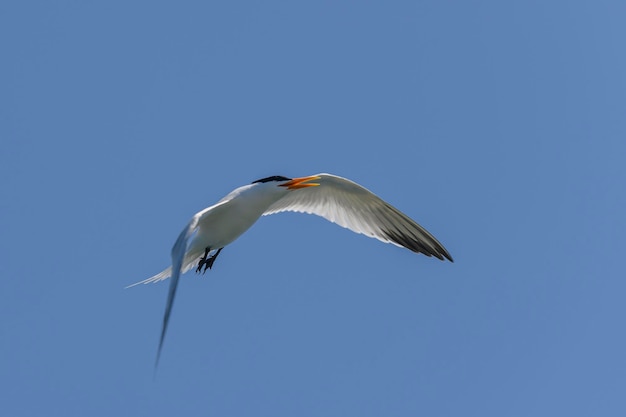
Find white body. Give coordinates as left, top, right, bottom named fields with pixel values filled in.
left=191, top=183, right=283, bottom=252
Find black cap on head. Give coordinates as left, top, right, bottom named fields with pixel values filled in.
left=252, top=175, right=292, bottom=184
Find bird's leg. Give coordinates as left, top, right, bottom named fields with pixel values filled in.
left=203, top=248, right=223, bottom=273
left=196, top=247, right=211, bottom=273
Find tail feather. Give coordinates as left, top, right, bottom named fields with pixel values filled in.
left=125, top=251, right=201, bottom=288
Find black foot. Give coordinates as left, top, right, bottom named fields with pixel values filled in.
left=196, top=247, right=211, bottom=273
left=204, top=248, right=223, bottom=272
left=196, top=247, right=223, bottom=274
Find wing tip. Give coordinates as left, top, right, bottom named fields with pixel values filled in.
left=426, top=248, right=454, bottom=263
left=441, top=251, right=454, bottom=263
left=382, top=229, right=453, bottom=263
left=434, top=247, right=454, bottom=263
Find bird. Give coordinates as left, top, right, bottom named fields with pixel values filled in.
left=130, top=173, right=453, bottom=366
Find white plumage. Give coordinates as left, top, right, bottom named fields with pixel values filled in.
left=132, top=173, right=453, bottom=365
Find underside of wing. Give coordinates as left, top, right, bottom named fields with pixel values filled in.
left=263, top=173, right=453, bottom=262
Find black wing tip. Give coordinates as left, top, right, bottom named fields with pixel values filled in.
left=439, top=250, right=454, bottom=263
left=432, top=246, right=454, bottom=263
left=383, top=229, right=453, bottom=263
left=426, top=249, right=454, bottom=263
left=425, top=248, right=454, bottom=262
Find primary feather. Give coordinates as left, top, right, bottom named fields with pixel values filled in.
left=264, top=174, right=452, bottom=261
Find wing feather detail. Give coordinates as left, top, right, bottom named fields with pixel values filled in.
left=263, top=173, right=453, bottom=262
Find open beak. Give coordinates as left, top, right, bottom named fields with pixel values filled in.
left=279, top=175, right=321, bottom=190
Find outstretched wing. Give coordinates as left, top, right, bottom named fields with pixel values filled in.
left=155, top=215, right=200, bottom=367
left=264, top=173, right=453, bottom=262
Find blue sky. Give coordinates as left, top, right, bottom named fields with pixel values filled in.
left=2, top=0, right=625, bottom=416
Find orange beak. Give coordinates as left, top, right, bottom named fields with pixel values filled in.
left=279, top=175, right=321, bottom=190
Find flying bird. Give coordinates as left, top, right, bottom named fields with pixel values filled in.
left=131, top=173, right=453, bottom=365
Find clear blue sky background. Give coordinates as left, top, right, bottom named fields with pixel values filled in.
left=2, top=1, right=625, bottom=416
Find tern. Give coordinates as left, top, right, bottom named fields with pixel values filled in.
left=132, top=173, right=453, bottom=365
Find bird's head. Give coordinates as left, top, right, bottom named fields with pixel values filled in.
left=252, top=175, right=321, bottom=190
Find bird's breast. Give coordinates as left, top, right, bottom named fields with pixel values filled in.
left=194, top=197, right=271, bottom=249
